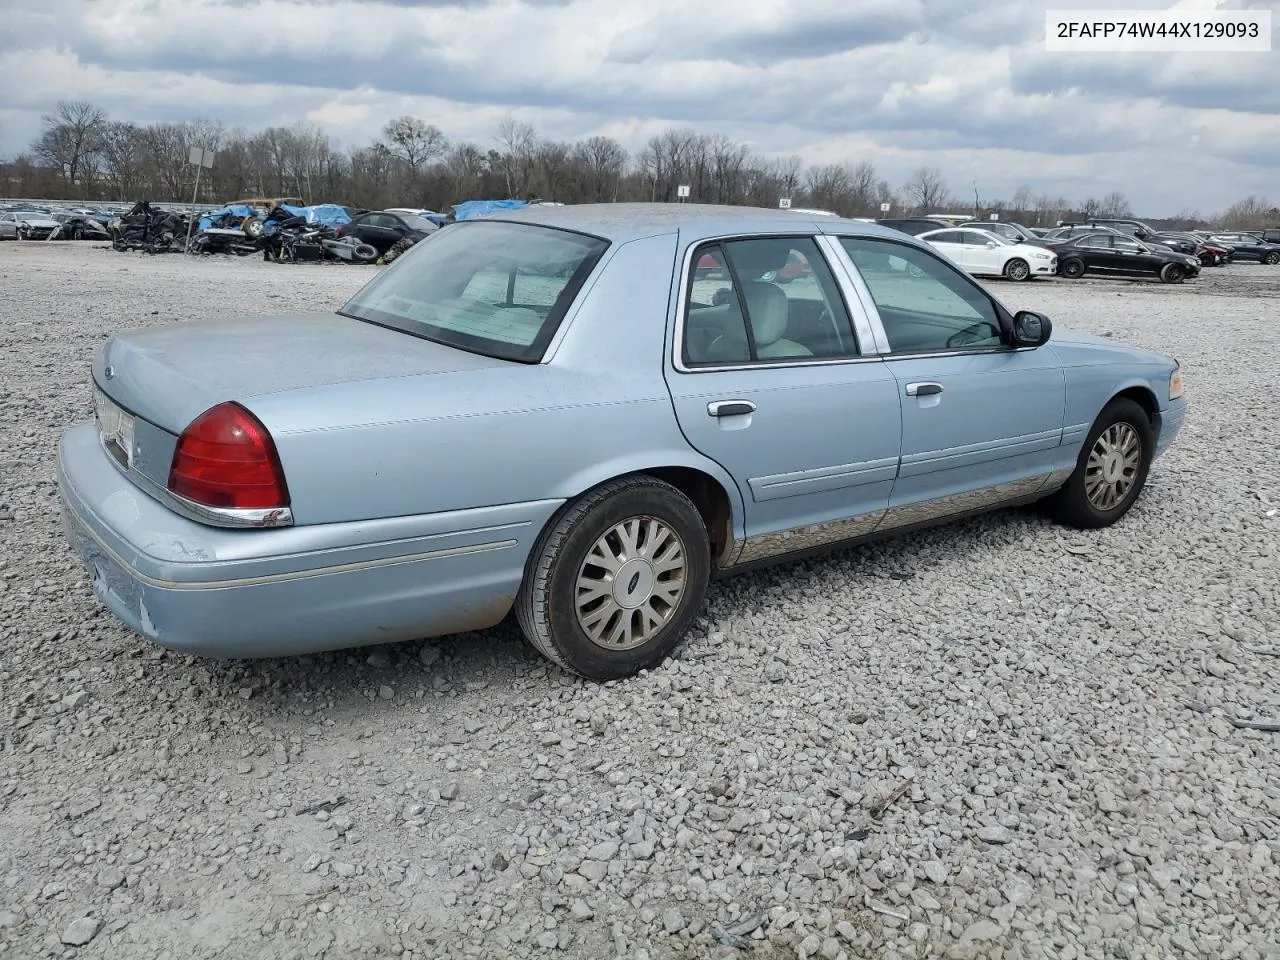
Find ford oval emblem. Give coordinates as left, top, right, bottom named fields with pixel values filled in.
left=104, top=365, right=115, bottom=380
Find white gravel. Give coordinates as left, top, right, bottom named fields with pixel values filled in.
left=2, top=241, right=1278, bottom=960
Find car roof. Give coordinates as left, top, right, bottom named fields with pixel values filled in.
left=481, top=202, right=909, bottom=244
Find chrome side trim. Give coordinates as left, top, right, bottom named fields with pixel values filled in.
left=728, top=472, right=1060, bottom=566
left=669, top=230, right=879, bottom=375
left=69, top=509, right=518, bottom=591
left=735, top=510, right=885, bottom=566
left=877, top=475, right=1053, bottom=530
left=749, top=456, right=899, bottom=502
left=898, top=428, right=1063, bottom=476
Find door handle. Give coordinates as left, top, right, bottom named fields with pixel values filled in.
left=906, top=382, right=943, bottom=397
left=707, top=400, right=756, bottom=418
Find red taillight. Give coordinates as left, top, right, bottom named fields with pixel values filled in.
left=335, top=225, right=345, bottom=237
left=168, top=402, right=290, bottom=510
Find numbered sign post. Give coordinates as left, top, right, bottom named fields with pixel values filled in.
left=676, top=184, right=690, bottom=203
left=185, top=147, right=217, bottom=253
left=880, top=202, right=891, bottom=214
left=779, top=198, right=792, bottom=209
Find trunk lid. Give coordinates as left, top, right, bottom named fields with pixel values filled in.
left=94, top=311, right=508, bottom=434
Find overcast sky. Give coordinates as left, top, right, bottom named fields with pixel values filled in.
left=1, top=0, right=1277, bottom=215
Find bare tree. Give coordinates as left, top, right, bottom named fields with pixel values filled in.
left=382, top=116, right=447, bottom=173
left=33, top=100, right=107, bottom=190
left=903, top=167, right=950, bottom=213
left=495, top=118, right=540, bottom=198
left=570, top=136, right=627, bottom=202
left=1217, top=195, right=1275, bottom=228
left=1098, top=191, right=1132, bottom=218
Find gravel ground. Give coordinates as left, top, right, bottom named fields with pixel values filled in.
left=1, top=242, right=1278, bottom=960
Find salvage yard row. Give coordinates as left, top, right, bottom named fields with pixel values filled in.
left=0, top=240, right=1277, bottom=959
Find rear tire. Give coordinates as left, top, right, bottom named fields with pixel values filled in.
left=1046, top=398, right=1153, bottom=530
left=1003, top=258, right=1031, bottom=281
left=1060, top=258, right=1085, bottom=279
left=516, top=476, right=711, bottom=681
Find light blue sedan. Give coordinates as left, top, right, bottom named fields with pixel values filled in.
left=57, top=204, right=1187, bottom=680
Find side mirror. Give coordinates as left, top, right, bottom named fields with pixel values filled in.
left=986, top=241, right=998, bottom=248
left=1012, top=310, right=1052, bottom=348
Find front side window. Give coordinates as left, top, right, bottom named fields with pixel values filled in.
left=1114, top=238, right=1143, bottom=253
left=683, top=237, right=859, bottom=366
left=838, top=237, right=1004, bottom=354
left=340, top=220, right=608, bottom=362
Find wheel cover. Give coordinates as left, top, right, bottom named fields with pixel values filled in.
left=1085, top=422, right=1142, bottom=511
left=575, top=516, right=686, bottom=651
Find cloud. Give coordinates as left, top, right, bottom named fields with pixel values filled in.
left=0, top=0, right=1276, bottom=214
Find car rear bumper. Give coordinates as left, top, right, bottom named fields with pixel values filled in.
left=58, top=420, right=561, bottom=658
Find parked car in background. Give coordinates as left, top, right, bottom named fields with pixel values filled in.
left=1206, top=233, right=1280, bottom=264
left=1152, top=232, right=1230, bottom=266
left=57, top=204, right=1185, bottom=681
left=1045, top=232, right=1201, bottom=282
left=385, top=207, right=443, bottom=220
left=918, top=227, right=1057, bottom=281
left=877, top=217, right=954, bottom=236
left=924, top=214, right=974, bottom=227
left=337, top=210, right=440, bottom=254
left=0, top=211, right=60, bottom=240
left=959, top=220, right=1049, bottom=246
left=1041, top=225, right=1125, bottom=243
left=1058, top=218, right=1159, bottom=241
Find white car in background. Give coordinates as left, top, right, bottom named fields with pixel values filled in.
left=918, top=227, right=1057, bottom=281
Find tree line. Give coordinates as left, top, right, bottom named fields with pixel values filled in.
left=2, top=100, right=1276, bottom=229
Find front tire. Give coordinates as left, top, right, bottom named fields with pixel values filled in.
left=516, top=476, right=711, bottom=681
left=1004, top=258, right=1031, bottom=281
left=1265, top=252, right=1280, bottom=265
left=1047, top=398, right=1154, bottom=529
left=1160, top=263, right=1184, bottom=283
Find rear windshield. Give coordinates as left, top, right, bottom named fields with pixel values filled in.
left=399, top=214, right=437, bottom=232
left=340, top=220, right=609, bottom=362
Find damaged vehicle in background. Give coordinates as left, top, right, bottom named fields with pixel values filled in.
left=337, top=210, right=439, bottom=260
left=51, top=211, right=113, bottom=241
left=0, top=211, right=62, bottom=240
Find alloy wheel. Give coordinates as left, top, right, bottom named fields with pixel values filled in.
left=575, top=516, right=687, bottom=651
left=1085, top=422, right=1142, bottom=511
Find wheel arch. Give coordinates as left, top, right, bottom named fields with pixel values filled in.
left=541, top=457, right=746, bottom=570
left=1110, top=384, right=1160, bottom=426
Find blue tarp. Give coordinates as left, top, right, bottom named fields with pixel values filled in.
left=197, top=202, right=352, bottom=232
left=299, top=204, right=352, bottom=227
left=197, top=204, right=253, bottom=231
left=452, top=199, right=529, bottom=221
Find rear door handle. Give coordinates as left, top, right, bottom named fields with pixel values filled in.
left=905, top=382, right=943, bottom=397
left=707, top=400, right=756, bottom=418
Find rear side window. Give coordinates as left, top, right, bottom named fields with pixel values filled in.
left=683, top=237, right=860, bottom=366
left=340, top=221, right=608, bottom=362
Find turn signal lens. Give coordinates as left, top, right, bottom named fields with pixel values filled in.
left=1169, top=366, right=1184, bottom=401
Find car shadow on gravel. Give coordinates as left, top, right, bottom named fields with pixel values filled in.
left=156, top=502, right=1064, bottom=710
